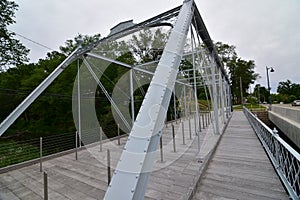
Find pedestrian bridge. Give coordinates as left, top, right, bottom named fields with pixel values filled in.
left=0, top=0, right=299, bottom=199
left=0, top=110, right=296, bottom=199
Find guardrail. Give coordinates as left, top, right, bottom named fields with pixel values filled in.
left=243, top=107, right=300, bottom=200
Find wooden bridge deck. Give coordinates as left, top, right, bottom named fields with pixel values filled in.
left=0, top=111, right=289, bottom=199
left=192, top=111, right=288, bottom=200
left=0, top=115, right=218, bottom=200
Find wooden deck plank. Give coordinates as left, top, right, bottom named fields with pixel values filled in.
left=193, top=111, right=288, bottom=200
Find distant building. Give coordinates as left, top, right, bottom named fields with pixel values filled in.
left=108, top=20, right=136, bottom=36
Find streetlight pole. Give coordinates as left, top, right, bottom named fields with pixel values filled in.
left=266, top=66, right=274, bottom=106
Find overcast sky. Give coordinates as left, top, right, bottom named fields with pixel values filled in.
left=10, top=0, right=300, bottom=93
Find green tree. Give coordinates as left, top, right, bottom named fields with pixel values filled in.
left=277, top=79, right=300, bottom=101
left=0, top=0, right=29, bottom=70
left=253, top=84, right=268, bottom=103
left=59, top=34, right=101, bottom=55
left=129, top=28, right=168, bottom=63
left=215, top=42, right=259, bottom=104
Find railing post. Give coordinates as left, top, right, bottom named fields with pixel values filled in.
left=44, top=171, right=48, bottom=200
left=75, top=131, right=78, bottom=160
left=194, top=114, right=197, bottom=136
left=198, top=112, right=202, bottom=132
left=100, top=127, right=103, bottom=152
left=182, top=121, right=185, bottom=145
left=107, top=149, right=111, bottom=185
left=188, top=117, right=192, bottom=140
left=273, top=128, right=280, bottom=167
left=117, top=124, right=120, bottom=145
left=160, top=136, right=164, bottom=162
left=172, top=124, right=176, bottom=152
left=205, top=112, right=207, bottom=127
left=202, top=112, right=205, bottom=129
left=40, top=137, right=43, bottom=172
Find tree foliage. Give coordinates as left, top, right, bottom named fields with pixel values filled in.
left=0, top=0, right=29, bottom=70
left=253, top=84, right=268, bottom=103
left=59, top=34, right=101, bottom=55
left=215, top=42, right=259, bottom=104
left=276, top=80, right=300, bottom=102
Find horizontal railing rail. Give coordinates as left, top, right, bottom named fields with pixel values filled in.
left=0, top=115, right=191, bottom=171
left=243, top=107, right=300, bottom=200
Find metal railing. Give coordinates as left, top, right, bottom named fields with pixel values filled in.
left=0, top=127, right=111, bottom=170
left=243, top=107, right=300, bottom=199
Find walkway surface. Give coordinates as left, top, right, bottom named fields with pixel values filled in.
left=0, top=115, right=217, bottom=200
left=193, top=111, right=288, bottom=200
left=0, top=111, right=289, bottom=200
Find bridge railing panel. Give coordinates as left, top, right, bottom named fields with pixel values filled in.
left=243, top=107, right=300, bottom=200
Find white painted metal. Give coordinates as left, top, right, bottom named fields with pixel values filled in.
left=219, top=69, right=226, bottom=124
left=191, top=25, right=201, bottom=157
left=130, top=69, right=135, bottom=124
left=104, top=1, right=194, bottom=199
left=77, top=59, right=82, bottom=147
left=210, top=59, right=220, bottom=134
left=83, top=59, right=131, bottom=131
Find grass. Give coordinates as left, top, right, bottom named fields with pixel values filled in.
left=233, top=103, right=266, bottom=111
left=0, top=140, right=40, bottom=168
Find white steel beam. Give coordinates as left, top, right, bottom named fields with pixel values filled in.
left=104, top=1, right=194, bottom=199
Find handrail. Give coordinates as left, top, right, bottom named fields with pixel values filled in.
left=243, top=107, right=300, bottom=199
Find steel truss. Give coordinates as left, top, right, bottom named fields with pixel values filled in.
left=0, top=0, right=232, bottom=199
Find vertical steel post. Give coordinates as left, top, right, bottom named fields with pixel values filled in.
left=273, top=128, right=280, bottom=166
left=117, top=124, right=120, bottom=145
left=205, top=112, right=208, bottom=127
left=40, top=137, right=43, bottom=172
left=219, top=70, right=225, bottom=124
left=198, top=111, right=202, bottom=132
left=130, top=69, right=135, bottom=125
left=77, top=59, right=82, bottom=148
left=202, top=112, right=205, bottom=129
left=182, top=121, right=185, bottom=145
left=194, top=114, right=197, bottom=136
left=184, top=85, right=187, bottom=118
left=172, top=124, right=176, bottom=152
left=173, top=92, right=177, bottom=123
left=188, top=117, right=192, bottom=139
left=75, top=131, right=78, bottom=160
left=160, top=136, right=163, bottom=162
left=44, top=172, right=48, bottom=200
left=107, top=149, right=111, bottom=185
left=211, top=61, right=220, bottom=134
left=100, top=127, right=103, bottom=152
